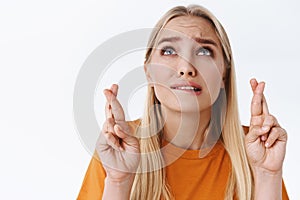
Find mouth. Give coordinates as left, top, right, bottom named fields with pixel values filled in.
left=170, top=82, right=202, bottom=95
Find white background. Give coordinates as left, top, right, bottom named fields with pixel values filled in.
left=0, top=0, right=299, bottom=199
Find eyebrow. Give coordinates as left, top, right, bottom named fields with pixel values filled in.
left=157, top=36, right=218, bottom=47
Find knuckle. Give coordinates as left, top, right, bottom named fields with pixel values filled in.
left=278, top=127, right=287, bottom=137
left=251, top=116, right=263, bottom=125
left=251, top=101, right=260, bottom=106
left=281, top=128, right=287, bottom=134
left=271, top=127, right=280, bottom=134
left=268, top=114, right=276, bottom=122
left=263, top=115, right=274, bottom=126
left=106, top=117, right=112, bottom=122
left=107, top=117, right=115, bottom=125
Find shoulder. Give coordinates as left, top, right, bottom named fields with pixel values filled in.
left=127, top=118, right=142, bottom=133
left=127, top=118, right=141, bottom=126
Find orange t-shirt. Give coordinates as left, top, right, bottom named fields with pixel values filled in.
left=77, top=123, right=289, bottom=199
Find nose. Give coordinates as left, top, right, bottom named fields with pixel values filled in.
left=177, top=59, right=197, bottom=77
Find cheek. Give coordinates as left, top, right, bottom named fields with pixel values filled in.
left=196, top=60, right=224, bottom=103
left=146, top=62, right=175, bottom=84
left=153, top=84, right=181, bottom=111
left=146, top=63, right=179, bottom=107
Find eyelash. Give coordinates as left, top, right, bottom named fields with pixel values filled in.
left=160, top=46, right=214, bottom=57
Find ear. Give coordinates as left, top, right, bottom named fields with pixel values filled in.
left=221, top=72, right=226, bottom=89
left=221, top=63, right=229, bottom=89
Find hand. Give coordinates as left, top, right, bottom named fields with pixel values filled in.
left=96, top=84, right=140, bottom=182
left=245, top=78, right=287, bottom=173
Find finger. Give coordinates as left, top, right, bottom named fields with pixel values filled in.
left=103, top=118, right=121, bottom=149
left=114, top=124, right=131, bottom=139
left=250, top=81, right=264, bottom=116
left=261, top=115, right=280, bottom=133
left=111, top=84, right=118, bottom=96
left=105, top=101, right=112, bottom=119
left=250, top=115, right=264, bottom=126
left=251, top=114, right=279, bottom=141
left=261, top=134, right=268, bottom=142
left=249, top=115, right=268, bottom=141
left=104, top=88, right=117, bottom=119
left=97, top=119, right=117, bottom=148
left=249, top=125, right=269, bottom=136
left=103, top=84, right=118, bottom=119
left=264, top=127, right=287, bottom=148
left=247, top=125, right=266, bottom=142
left=104, top=89, right=112, bottom=119
left=110, top=84, right=119, bottom=120
left=250, top=78, right=258, bottom=92
left=114, top=125, right=127, bottom=151
left=103, top=131, right=122, bottom=150
left=250, top=78, right=269, bottom=115
left=104, top=89, right=125, bottom=122
left=250, top=80, right=266, bottom=116
left=106, top=117, right=116, bottom=133
left=114, top=124, right=138, bottom=152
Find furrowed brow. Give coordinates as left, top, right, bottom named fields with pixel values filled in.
left=157, top=36, right=218, bottom=47
left=157, top=36, right=182, bottom=45
left=193, top=37, right=218, bottom=47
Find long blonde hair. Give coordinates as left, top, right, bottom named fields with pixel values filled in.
left=130, top=5, right=253, bottom=200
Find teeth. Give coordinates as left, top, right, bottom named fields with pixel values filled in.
left=177, top=86, right=195, bottom=90
left=172, top=86, right=201, bottom=91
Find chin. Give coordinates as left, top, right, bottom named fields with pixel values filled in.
left=161, top=101, right=212, bottom=114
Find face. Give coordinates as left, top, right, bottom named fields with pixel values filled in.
left=145, top=16, right=226, bottom=113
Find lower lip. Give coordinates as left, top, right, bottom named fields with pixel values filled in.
left=171, top=88, right=202, bottom=96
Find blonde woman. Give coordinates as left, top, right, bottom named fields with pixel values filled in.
left=78, top=5, right=289, bottom=200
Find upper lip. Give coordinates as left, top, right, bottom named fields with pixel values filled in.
left=170, top=81, right=202, bottom=90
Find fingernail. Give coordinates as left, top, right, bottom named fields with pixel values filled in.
left=262, top=126, right=269, bottom=131
left=265, top=142, right=269, bottom=148
left=261, top=135, right=266, bottom=141
left=116, top=125, right=123, bottom=131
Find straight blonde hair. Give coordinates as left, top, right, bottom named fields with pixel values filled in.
left=130, top=5, right=253, bottom=200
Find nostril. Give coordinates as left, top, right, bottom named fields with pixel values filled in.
left=179, top=71, right=195, bottom=76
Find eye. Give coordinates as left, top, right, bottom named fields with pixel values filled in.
left=161, top=46, right=176, bottom=56
left=197, top=47, right=212, bottom=56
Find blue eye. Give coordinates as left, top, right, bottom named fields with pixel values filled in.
left=161, top=47, right=176, bottom=55
left=197, top=47, right=212, bottom=56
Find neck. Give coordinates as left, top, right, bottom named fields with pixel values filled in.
left=162, top=106, right=211, bottom=150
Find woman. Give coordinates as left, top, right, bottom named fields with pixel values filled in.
left=78, top=5, right=288, bottom=200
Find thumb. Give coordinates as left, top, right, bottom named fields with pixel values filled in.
left=114, top=125, right=139, bottom=152
left=114, top=124, right=130, bottom=139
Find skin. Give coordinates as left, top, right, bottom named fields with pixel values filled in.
left=145, top=16, right=226, bottom=149
left=97, top=16, right=288, bottom=200
left=247, top=79, right=287, bottom=199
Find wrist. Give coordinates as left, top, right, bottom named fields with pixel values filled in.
left=103, top=176, right=135, bottom=200
left=252, top=167, right=282, bottom=200
left=252, top=166, right=282, bottom=178
left=105, top=174, right=135, bottom=186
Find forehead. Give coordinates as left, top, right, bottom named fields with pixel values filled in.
left=159, top=16, right=220, bottom=45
